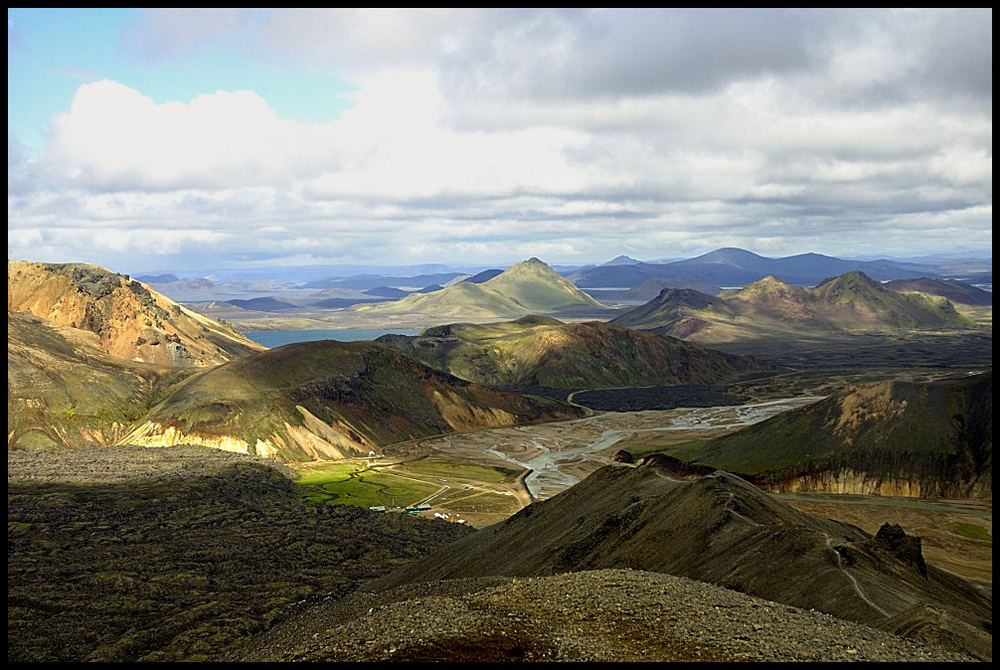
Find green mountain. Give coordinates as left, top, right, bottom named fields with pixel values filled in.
left=355, top=258, right=611, bottom=319
left=121, top=339, right=585, bottom=462
left=377, top=316, right=767, bottom=389
left=676, top=372, right=992, bottom=497
left=613, top=271, right=972, bottom=341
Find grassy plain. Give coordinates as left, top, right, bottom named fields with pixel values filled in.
left=292, top=456, right=527, bottom=527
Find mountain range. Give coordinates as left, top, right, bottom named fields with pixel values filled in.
left=567, top=247, right=946, bottom=289
left=612, top=271, right=971, bottom=342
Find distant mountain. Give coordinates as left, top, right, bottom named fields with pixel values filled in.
left=378, top=462, right=991, bottom=660
left=682, top=372, right=992, bottom=498
left=461, top=268, right=504, bottom=284
left=377, top=316, right=767, bottom=389
left=364, top=286, right=411, bottom=298
left=612, top=272, right=970, bottom=341
left=135, top=273, right=179, bottom=283
left=8, top=260, right=263, bottom=367
left=621, top=276, right=721, bottom=300
left=227, top=297, right=299, bottom=311
left=121, top=340, right=584, bottom=462
left=566, top=262, right=688, bottom=288
left=356, top=258, right=611, bottom=319
left=303, top=272, right=466, bottom=291
left=884, top=278, right=992, bottom=306
left=603, top=255, right=642, bottom=266
left=665, top=248, right=939, bottom=286
left=568, top=247, right=944, bottom=289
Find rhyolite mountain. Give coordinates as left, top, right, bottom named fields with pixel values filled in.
left=355, top=258, right=611, bottom=319
left=613, top=271, right=970, bottom=341
left=8, top=311, right=195, bottom=450
left=378, top=461, right=992, bottom=660
left=8, top=260, right=263, bottom=367
left=121, top=339, right=585, bottom=462
left=670, top=372, right=992, bottom=498
left=377, top=316, right=768, bottom=389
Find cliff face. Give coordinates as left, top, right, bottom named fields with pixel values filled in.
left=8, top=260, right=263, bottom=367
left=768, top=469, right=992, bottom=498
left=689, top=372, right=993, bottom=498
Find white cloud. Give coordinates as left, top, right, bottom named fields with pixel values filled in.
left=8, top=9, right=993, bottom=270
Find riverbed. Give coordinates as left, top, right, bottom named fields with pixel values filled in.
left=426, top=396, right=825, bottom=500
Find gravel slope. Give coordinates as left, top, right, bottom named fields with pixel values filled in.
left=242, top=569, right=977, bottom=662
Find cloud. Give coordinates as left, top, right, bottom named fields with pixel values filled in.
left=8, top=9, right=993, bottom=271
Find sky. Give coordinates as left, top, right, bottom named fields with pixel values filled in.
left=7, top=8, right=993, bottom=275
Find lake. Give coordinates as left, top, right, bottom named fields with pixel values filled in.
left=244, top=329, right=420, bottom=348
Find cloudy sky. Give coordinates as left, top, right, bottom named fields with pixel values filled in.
left=7, top=8, right=992, bottom=274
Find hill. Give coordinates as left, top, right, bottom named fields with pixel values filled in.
left=120, top=339, right=585, bottom=462
left=8, top=260, right=263, bottom=367
left=673, top=372, right=992, bottom=497
left=612, top=271, right=971, bottom=341
left=355, top=258, right=611, bottom=319
left=377, top=316, right=767, bottom=390
left=377, top=461, right=992, bottom=660
left=884, top=277, right=993, bottom=306
left=8, top=311, right=194, bottom=450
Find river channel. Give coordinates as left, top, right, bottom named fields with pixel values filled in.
left=483, top=396, right=825, bottom=500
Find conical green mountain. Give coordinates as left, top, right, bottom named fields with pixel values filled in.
left=356, top=258, right=609, bottom=319
left=121, top=339, right=585, bottom=462
left=378, top=316, right=767, bottom=389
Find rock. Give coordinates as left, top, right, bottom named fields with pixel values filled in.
left=612, top=450, right=634, bottom=464
left=872, top=523, right=927, bottom=576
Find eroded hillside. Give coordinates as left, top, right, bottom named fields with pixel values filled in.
left=8, top=260, right=263, bottom=367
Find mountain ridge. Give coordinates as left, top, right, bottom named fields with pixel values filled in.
left=120, top=339, right=585, bottom=462
left=613, top=271, right=971, bottom=340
